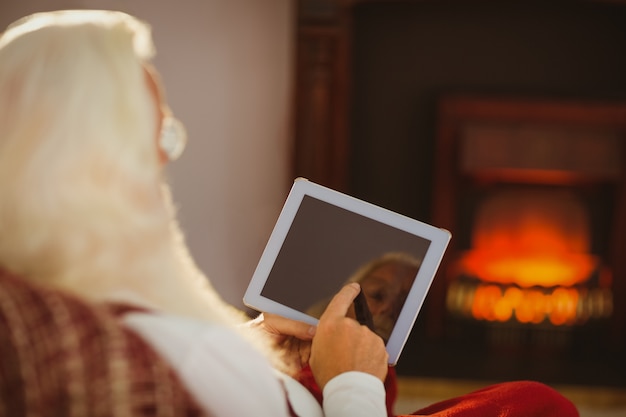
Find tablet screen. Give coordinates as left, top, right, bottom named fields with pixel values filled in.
left=244, top=179, right=450, bottom=364
left=260, top=195, right=431, bottom=337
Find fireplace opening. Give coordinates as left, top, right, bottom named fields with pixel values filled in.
left=447, top=187, right=613, bottom=327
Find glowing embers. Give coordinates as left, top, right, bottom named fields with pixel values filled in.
left=447, top=279, right=613, bottom=326
left=449, top=188, right=613, bottom=326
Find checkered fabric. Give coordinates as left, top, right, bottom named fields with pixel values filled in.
left=0, top=271, right=207, bottom=417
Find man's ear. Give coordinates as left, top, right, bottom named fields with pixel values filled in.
left=142, top=65, right=169, bottom=165
left=158, top=117, right=187, bottom=162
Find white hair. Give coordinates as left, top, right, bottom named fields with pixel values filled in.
left=0, top=10, right=245, bottom=327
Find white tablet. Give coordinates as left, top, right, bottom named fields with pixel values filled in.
left=244, top=178, right=451, bottom=365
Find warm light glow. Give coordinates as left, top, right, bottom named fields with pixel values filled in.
left=446, top=279, right=613, bottom=326
left=461, top=251, right=597, bottom=287
left=451, top=188, right=607, bottom=326
left=460, top=189, right=595, bottom=287
left=470, top=284, right=580, bottom=325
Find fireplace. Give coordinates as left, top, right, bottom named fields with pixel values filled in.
left=292, top=0, right=626, bottom=388
left=425, top=96, right=626, bottom=386
left=448, top=187, right=613, bottom=327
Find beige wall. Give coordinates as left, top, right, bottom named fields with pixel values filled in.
left=0, top=0, right=294, bottom=310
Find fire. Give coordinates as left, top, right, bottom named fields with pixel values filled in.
left=470, top=285, right=580, bottom=325
left=456, top=188, right=603, bottom=325
left=447, top=279, right=613, bottom=326
left=460, top=189, right=595, bottom=288
left=461, top=250, right=597, bottom=288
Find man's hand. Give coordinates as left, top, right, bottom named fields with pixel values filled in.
left=309, top=283, right=389, bottom=389
left=247, top=313, right=316, bottom=370
left=256, top=313, right=317, bottom=340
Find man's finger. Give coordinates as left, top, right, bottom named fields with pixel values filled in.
left=320, top=283, right=361, bottom=321
left=262, top=313, right=317, bottom=340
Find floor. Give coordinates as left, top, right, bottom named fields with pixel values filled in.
left=394, top=377, right=626, bottom=417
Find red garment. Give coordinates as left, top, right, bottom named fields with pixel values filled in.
left=297, top=363, right=579, bottom=417
left=408, top=380, right=580, bottom=417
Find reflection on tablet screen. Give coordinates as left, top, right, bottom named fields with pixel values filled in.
left=260, top=194, right=431, bottom=339
left=307, top=252, right=422, bottom=342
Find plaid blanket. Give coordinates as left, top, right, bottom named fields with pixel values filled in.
left=0, top=271, right=206, bottom=417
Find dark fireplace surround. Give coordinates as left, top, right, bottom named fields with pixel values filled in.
left=427, top=97, right=626, bottom=387
left=292, top=0, right=626, bottom=388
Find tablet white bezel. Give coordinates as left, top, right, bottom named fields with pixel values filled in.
left=243, top=178, right=451, bottom=365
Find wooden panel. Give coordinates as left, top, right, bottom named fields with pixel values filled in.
left=460, top=124, right=624, bottom=181
left=292, top=2, right=353, bottom=191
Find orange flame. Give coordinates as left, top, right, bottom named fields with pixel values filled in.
left=461, top=189, right=594, bottom=287
left=459, top=189, right=596, bottom=324
left=461, top=249, right=596, bottom=288
left=470, top=285, right=580, bottom=325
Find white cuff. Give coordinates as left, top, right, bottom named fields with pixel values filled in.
left=322, top=371, right=387, bottom=417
